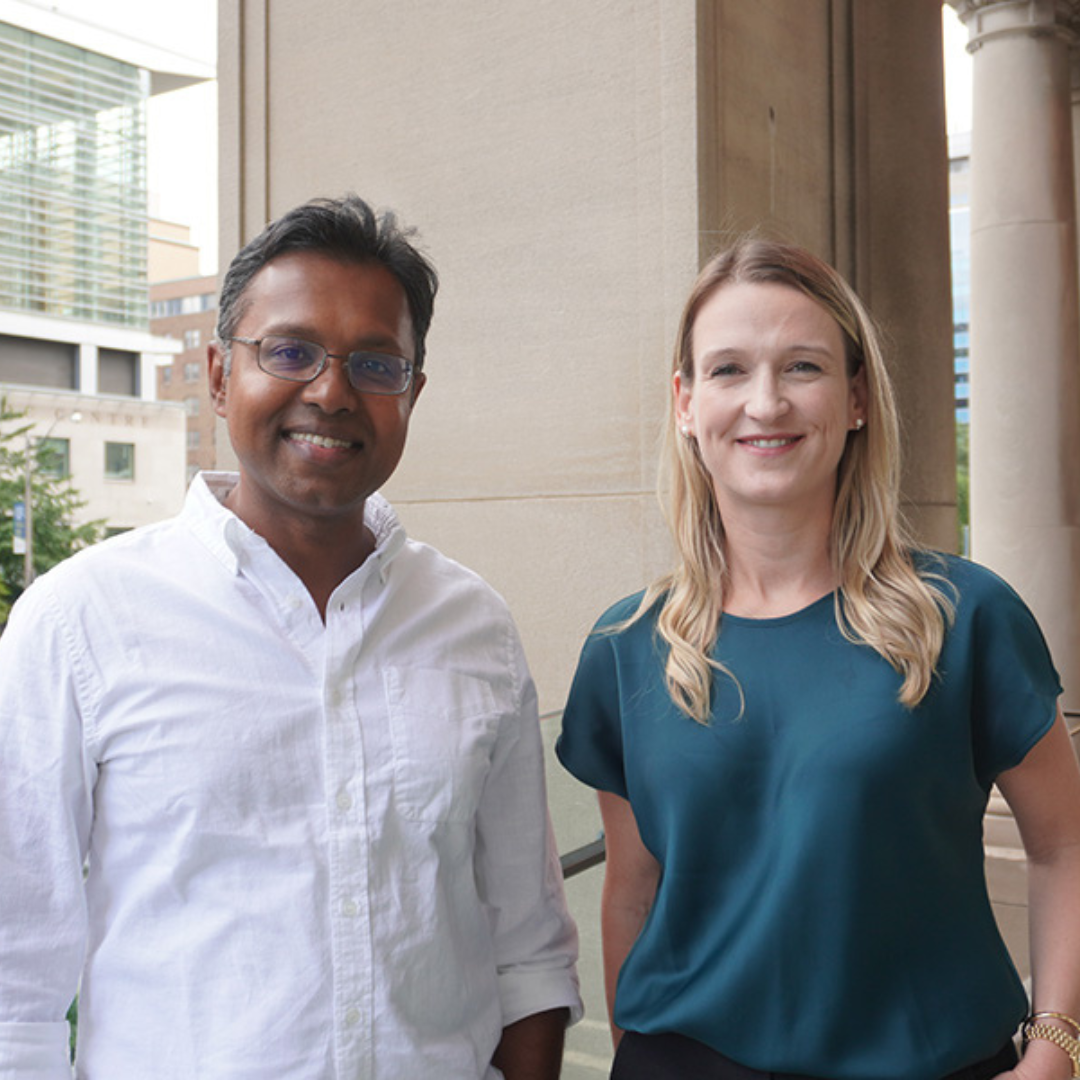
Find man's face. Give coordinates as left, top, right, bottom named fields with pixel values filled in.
left=209, top=251, right=424, bottom=543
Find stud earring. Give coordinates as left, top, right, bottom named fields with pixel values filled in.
left=681, top=425, right=692, bottom=438
left=855, top=418, right=865, bottom=431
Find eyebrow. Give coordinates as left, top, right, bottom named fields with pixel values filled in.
left=260, top=325, right=407, bottom=354
left=697, top=342, right=838, bottom=363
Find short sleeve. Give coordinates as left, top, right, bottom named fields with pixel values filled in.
left=962, top=564, right=1062, bottom=786
left=556, top=616, right=632, bottom=797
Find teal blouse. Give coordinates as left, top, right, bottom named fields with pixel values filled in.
left=556, top=554, right=1060, bottom=1080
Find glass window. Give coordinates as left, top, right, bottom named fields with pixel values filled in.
left=184, top=329, right=201, bottom=350
left=0, top=23, right=148, bottom=328
left=184, top=361, right=201, bottom=381
left=105, top=441, right=135, bottom=480
left=37, top=437, right=70, bottom=479
left=179, top=292, right=217, bottom=315
left=184, top=396, right=200, bottom=417
left=150, top=298, right=183, bottom=318
left=99, top=349, right=139, bottom=396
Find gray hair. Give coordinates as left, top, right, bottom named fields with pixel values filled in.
left=216, top=194, right=438, bottom=372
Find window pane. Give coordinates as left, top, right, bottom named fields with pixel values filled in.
left=99, top=349, right=139, bottom=396
left=37, top=436, right=70, bottom=479
left=104, top=441, right=134, bottom=479
left=0, top=23, right=148, bottom=328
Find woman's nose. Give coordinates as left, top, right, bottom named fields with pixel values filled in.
left=745, top=370, right=788, bottom=422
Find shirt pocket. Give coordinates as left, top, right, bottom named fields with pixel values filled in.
left=384, top=666, right=502, bottom=823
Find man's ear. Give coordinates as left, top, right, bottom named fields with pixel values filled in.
left=208, top=342, right=229, bottom=418
left=409, top=370, right=426, bottom=409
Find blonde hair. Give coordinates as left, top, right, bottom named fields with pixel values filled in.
left=635, top=238, right=953, bottom=723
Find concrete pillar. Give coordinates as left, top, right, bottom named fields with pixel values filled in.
left=851, top=0, right=957, bottom=552
left=77, top=343, right=97, bottom=395
left=139, top=353, right=160, bottom=402
left=695, top=0, right=958, bottom=551
left=1072, top=48, right=1080, bottom=297
left=955, top=0, right=1080, bottom=709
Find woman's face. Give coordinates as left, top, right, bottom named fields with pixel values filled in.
left=675, top=280, right=866, bottom=520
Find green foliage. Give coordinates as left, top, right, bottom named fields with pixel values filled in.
left=67, top=997, right=78, bottom=1061
left=956, top=422, right=969, bottom=554
left=0, top=397, right=104, bottom=618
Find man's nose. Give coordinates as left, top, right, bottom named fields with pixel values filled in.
left=299, top=354, right=357, bottom=412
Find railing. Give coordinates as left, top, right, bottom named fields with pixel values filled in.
left=561, top=836, right=606, bottom=880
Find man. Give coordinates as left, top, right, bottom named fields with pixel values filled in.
left=0, top=195, right=581, bottom=1078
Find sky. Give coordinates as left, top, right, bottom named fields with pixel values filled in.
left=943, top=5, right=973, bottom=136
left=27, top=2, right=972, bottom=280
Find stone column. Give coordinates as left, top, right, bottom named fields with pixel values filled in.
left=77, top=343, right=97, bottom=395
left=954, top=0, right=1080, bottom=710
left=851, top=1, right=957, bottom=552
left=1073, top=49, right=1080, bottom=270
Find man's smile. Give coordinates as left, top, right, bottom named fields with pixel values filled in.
left=286, top=430, right=359, bottom=450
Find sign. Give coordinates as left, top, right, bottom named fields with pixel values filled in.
left=12, top=500, right=25, bottom=555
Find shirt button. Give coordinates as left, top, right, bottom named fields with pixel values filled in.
left=342, top=899, right=358, bottom=917
left=345, top=1008, right=361, bottom=1027
left=336, top=791, right=352, bottom=811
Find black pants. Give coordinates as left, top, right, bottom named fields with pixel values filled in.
left=610, top=1030, right=1019, bottom=1080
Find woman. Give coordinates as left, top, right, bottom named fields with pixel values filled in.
left=556, top=239, right=1080, bottom=1080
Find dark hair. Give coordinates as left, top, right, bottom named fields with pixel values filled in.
left=216, top=194, right=439, bottom=369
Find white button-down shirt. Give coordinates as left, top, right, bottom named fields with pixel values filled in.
left=0, top=474, right=580, bottom=1079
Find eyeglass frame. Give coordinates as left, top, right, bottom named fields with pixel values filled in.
left=223, top=334, right=417, bottom=396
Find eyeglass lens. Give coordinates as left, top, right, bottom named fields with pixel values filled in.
left=258, top=336, right=410, bottom=394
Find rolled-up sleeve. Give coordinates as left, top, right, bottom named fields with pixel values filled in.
left=0, top=581, right=96, bottom=1079
left=473, top=630, right=582, bottom=1028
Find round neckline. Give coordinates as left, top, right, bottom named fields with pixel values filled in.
left=721, top=590, right=836, bottom=627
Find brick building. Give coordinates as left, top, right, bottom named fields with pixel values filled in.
left=150, top=272, right=218, bottom=483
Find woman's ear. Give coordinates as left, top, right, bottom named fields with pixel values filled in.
left=673, top=370, right=693, bottom=436
left=850, top=363, right=868, bottom=428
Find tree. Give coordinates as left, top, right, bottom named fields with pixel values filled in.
left=0, top=397, right=103, bottom=621
left=956, top=421, right=970, bottom=555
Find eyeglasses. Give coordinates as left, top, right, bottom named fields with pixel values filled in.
left=225, top=335, right=415, bottom=396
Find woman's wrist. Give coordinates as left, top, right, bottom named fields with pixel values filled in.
left=1021, top=1013, right=1080, bottom=1079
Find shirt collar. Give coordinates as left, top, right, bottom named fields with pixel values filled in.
left=183, top=471, right=407, bottom=584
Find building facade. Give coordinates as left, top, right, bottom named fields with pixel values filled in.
left=219, top=7, right=967, bottom=1069
left=1, top=385, right=186, bottom=535
left=151, top=273, right=219, bottom=482
left=0, top=3, right=211, bottom=532
left=220, top=0, right=960, bottom=712
left=949, top=131, right=972, bottom=426
left=217, top=5, right=1080, bottom=1070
